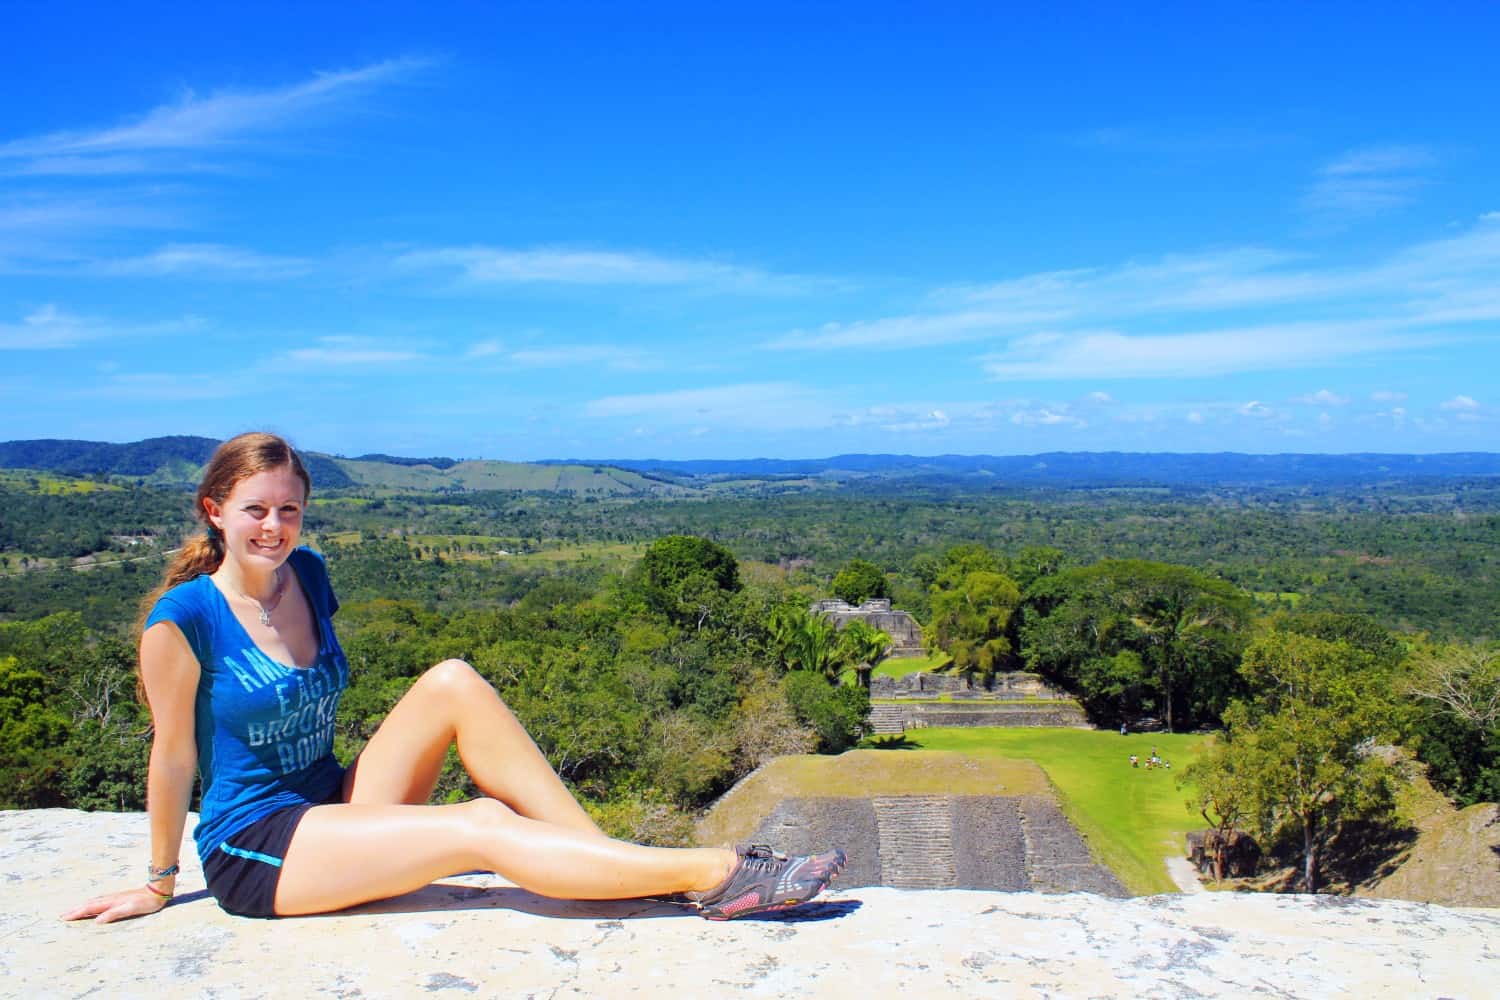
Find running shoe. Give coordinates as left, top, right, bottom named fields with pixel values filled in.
left=687, top=843, right=847, bottom=920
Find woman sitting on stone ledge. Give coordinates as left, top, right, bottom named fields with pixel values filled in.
left=64, top=432, right=843, bottom=925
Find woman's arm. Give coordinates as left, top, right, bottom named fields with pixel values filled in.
left=61, top=622, right=200, bottom=923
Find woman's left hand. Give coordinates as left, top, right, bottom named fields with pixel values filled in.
left=61, top=885, right=171, bottom=924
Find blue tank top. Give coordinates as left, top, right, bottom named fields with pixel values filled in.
left=144, top=547, right=348, bottom=865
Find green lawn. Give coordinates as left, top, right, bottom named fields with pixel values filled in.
left=878, top=727, right=1213, bottom=894
left=876, top=651, right=950, bottom=678
left=841, top=651, right=951, bottom=685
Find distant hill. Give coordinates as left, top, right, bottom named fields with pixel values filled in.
left=0, top=436, right=357, bottom=489
left=351, top=453, right=460, bottom=470
left=3, top=437, right=1498, bottom=493
left=0, top=436, right=220, bottom=477
left=0, top=437, right=675, bottom=496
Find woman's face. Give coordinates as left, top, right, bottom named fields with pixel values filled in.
left=204, top=465, right=306, bottom=572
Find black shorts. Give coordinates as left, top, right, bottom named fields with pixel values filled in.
left=203, top=801, right=323, bottom=918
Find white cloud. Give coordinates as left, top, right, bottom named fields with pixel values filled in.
left=0, top=58, right=427, bottom=174
left=398, top=245, right=807, bottom=292
left=1086, top=391, right=1114, bottom=404
left=881, top=409, right=952, bottom=433
left=944, top=248, right=1339, bottom=316
left=980, top=321, right=1417, bottom=381
left=765, top=308, right=1055, bottom=351
left=1293, top=389, right=1350, bottom=406
left=1239, top=401, right=1273, bottom=418
left=508, top=344, right=661, bottom=371
left=0, top=194, right=177, bottom=239
left=1322, top=145, right=1438, bottom=177
left=1186, top=411, right=1204, bottom=424
left=72, top=372, right=247, bottom=401
left=1010, top=407, right=1086, bottom=428
left=1440, top=394, right=1480, bottom=411
left=284, top=336, right=421, bottom=366
left=465, top=340, right=504, bottom=358
left=0, top=304, right=200, bottom=350
left=96, top=243, right=309, bottom=279
left=1371, top=390, right=1408, bottom=402
left=770, top=214, right=1500, bottom=377
left=585, top=382, right=831, bottom=431
left=1303, top=144, right=1437, bottom=219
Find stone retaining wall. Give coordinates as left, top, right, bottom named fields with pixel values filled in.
left=900, top=702, right=1090, bottom=729
left=872, top=670, right=1073, bottom=700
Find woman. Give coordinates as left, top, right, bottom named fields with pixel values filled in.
left=64, top=432, right=843, bottom=923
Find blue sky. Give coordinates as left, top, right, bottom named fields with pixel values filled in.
left=2, top=2, right=1498, bottom=460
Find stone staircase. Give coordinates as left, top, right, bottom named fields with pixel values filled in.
left=873, top=795, right=956, bottom=888
left=866, top=703, right=906, bottom=735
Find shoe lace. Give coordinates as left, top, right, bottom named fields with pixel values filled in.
left=740, top=844, right=787, bottom=874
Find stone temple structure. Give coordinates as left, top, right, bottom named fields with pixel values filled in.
left=810, top=597, right=924, bottom=656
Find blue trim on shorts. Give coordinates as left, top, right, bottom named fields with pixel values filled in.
left=218, top=841, right=285, bottom=867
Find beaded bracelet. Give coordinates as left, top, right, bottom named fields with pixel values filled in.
left=147, top=862, right=179, bottom=881
left=144, top=883, right=173, bottom=900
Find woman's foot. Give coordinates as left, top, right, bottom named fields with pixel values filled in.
left=686, top=844, right=846, bottom=920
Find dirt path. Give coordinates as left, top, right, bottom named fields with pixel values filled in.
left=1165, top=855, right=1206, bottom=894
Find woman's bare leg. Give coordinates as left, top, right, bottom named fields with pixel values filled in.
left=274, top=798, right=734, bottom=916
left=343, top=659, right=602, bottom=836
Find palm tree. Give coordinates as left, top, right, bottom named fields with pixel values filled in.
left=769, top=605, right=838, bottom=679
left=838, top=619, right=891, bottom=690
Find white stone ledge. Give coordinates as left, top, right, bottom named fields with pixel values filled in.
left=7, top=809, right=1497, bottom=998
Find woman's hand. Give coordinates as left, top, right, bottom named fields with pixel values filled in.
left=61, top=886, right=171, bottom=924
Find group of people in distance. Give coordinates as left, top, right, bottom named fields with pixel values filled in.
left=63, top=432, right=845, bottom=926
left=1128, top=748, right=1170, bottom=771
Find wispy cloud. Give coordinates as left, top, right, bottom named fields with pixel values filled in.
left=283, top=335, right=423, bottom=367
left=1293, top=389, right=1350, bottom=406
left=396, top=245, right=817, bottom=293
left=764, top=308, right=1057, bottom=351
left=1440, top=394, right=1480, bottom=411
left=585, top=382, right=831, bottom=431
left=0, top=58, right=428, bottom=175
left=96, top=243, right=310, bottom=279
left=0, top=304, right=201, bottom=350
left=508, top=344, right=661, bottom=371
left=770, top=214, right=1500, bottom=381
left=945, top=248, right=1369, bottom=318
left=1010, top=406, right=1086, bottom=429
left=1303, top=144, right=1437, bottom=219
left=878, top=408, right=952, bottom=433
left=979, top=321, right=1420, bottom=381
left=69, top=372, right=250, bottom=401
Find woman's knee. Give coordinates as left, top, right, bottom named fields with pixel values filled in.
left=458, top=796, right=520, bottom=838
left=419, top=658, right=492, bottom=701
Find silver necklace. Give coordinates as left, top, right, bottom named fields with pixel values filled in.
left=238, top=567, right=288, bottom=627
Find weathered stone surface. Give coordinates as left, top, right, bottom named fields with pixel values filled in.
left=8, top=809, right=1498, bottom=998
left=746, top=795, right=1123, bottom=896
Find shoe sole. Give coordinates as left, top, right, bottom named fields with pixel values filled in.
left=699, top=856, right=846, bottom=920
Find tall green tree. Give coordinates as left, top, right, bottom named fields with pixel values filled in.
left=1189, top=630, right=1400, bottom=891
left=837, top=619, right=891, bottom=690
left=926, top=569, right=1022, bottom=686
left=1404, top=641, right=1500, bottom=805
left=1021, top=560, right=1252, bottom=730
left=634, top=535, right=741, bottom=630
left=832, top=559, right=887, bottom=605
left=769, top=605, right=839, bottom=680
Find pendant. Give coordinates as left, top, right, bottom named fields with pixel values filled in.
left=258, top=608, right=272, bottom=627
